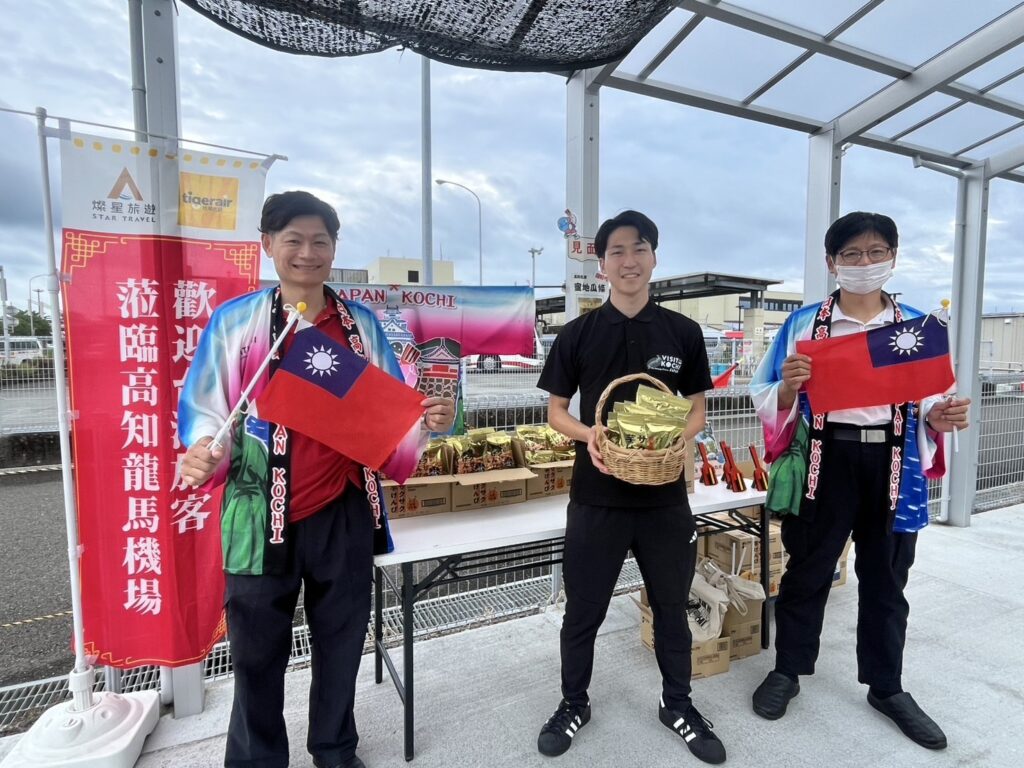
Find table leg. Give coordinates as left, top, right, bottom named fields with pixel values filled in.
left=759, top=503, right=771, bottom=650
left=403, top=561, right=415, bottom=761
left=374, top=566, right=383, bottom=684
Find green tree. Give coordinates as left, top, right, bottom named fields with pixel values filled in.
left=10, top=309, right=51, bottom=337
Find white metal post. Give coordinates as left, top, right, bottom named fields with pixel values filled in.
left=140, top=0, right=206, bottom=716
left=565, top=70, right=600, bottom=322
left=422, top=56, right=434, bottom=286
left=946, top=165, right=989, bottom=527
left=141, top=0, right=181, bottom=142
left=803, top=128, right=841, bottom=302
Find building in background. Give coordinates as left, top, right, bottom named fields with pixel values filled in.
left=981, top=314, right=1024, bottom=371
left=364, top=257, right=456, bottom=286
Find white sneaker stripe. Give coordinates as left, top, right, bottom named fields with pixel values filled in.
left=564, top=728, right=575, bottom=739
left=673, top=717, right=684, bottom=729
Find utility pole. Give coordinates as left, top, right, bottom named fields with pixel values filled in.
left=528, top=246, right=543, bottom=289
left=0, top=265, right=11, bottom=360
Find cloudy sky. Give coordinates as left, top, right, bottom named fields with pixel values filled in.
left=2, top=0, right=1023, bottom=322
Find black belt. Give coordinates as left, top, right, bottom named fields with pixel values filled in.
left=831, top=426, right=887, bottom=444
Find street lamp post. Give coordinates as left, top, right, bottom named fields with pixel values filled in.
left=29, top=273, right=48, bottom=337
left=528, top=246, right=543, bottom=289
left=435, top=178, right=483, bottom=286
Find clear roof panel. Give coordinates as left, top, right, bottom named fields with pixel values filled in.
left=868, top=91, right=961, bottom=139
left=955, top=45, right=1024, bottom=90
left=728, top=0, right=871, bottom=37
left=651, top=19, right=806, bottom=101
left=618, top=8, right=696, bottom=76
left=752, top=54, right=893, bottom=121
left=963, top=122, right=1024, bottom=159
left=991, top=72, right=1024, bottom=104
left=900, top=102, right=1022, bottom=155
left=837, top=0, right=1022, bottom=68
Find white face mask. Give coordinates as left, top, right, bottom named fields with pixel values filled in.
left=834, top=260, right=893, bottom=294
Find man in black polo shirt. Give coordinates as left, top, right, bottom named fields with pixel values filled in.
left=535, top=210, right=723, bottom=764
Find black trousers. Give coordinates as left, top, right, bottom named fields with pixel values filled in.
left=561, top=500, right=697, bottom=710
left=774, top=436, right=917, bottom=689
left=224, top=485, right=374, bottom=768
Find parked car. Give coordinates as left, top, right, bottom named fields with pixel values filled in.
left=466, top=332, right=551, bottom=373
left=0, top=336, right=48, bottom=364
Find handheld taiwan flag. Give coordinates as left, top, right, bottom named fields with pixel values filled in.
left=796, top=312, right=955, bottom=414
left=255, top=325, right=424, bottom=471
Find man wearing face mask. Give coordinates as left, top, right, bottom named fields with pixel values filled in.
left=748, top=212, right=970, bottom=750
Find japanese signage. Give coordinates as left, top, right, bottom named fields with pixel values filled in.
left=565, top=235, right=606, bottom=317
left=60, top=132, right=270, bottom=667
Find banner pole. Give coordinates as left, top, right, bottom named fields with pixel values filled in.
left=0, top=106, right=160, bottom=768
left=34, top=106, right=92, bottom=707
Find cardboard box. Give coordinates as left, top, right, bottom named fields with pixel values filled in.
left=524, top=462, right=573, bottom=499
left=638, top=603, right=731, bottom=679
left=706, top=521, right=786, bottom=578
left=510, top=438, right=574, bottom=499
left=727, top=620, right=762, bottom=661
left=684, top=446, right=695, bottom=494
left=831, top=558, right=848, bottom=588
left=450, top=467, right=536, bottom=511
left=721, top=597, right=764, bottom=634
left=382, top=475, right=456, bottom=519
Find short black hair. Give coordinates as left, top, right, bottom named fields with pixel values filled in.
left=260, top=191, right=340, bottom=241
left=824, top=211, right=898, bottom=255
left=594, top=210, right=659, bottom=259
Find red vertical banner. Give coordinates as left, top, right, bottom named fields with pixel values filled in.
left=59, top=134, right=271, bottom=666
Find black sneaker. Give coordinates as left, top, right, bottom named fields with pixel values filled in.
left=659, top=699, right=726, bottom=765
left=537, top=699, right=591, bottom=757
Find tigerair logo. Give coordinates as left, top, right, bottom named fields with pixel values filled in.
left=178, top=171, right=239, bottom=230
left=108, top=168, right=144, bottom=201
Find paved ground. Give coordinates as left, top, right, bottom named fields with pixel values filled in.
left=4, top=504, right=1017, bottom=768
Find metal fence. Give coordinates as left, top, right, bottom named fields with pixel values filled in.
left=2, top=360, right=1024, bottom=732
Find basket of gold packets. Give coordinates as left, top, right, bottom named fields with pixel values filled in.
left=595, top=373, right=692, bottom=485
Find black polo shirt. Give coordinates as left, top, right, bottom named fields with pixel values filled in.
left=537, top=299, right=712, bottom=508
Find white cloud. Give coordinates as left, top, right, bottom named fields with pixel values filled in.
left=1, top=0, right=1022, bottom=313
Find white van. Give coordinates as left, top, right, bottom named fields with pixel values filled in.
left=0, top=337, right=48, bottom=364
left=466, top=332, right=547, bottom=373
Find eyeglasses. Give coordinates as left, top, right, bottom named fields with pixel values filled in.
left=833, top=247, right=893, bottom=265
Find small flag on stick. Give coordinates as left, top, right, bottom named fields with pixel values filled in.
left=796, top=312, right=954, bottom=414
left=255, top=325, right=424, bottom=471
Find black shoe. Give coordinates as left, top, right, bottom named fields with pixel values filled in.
left=323, top=757, right=368, bottom=768
left=659, top=700, right=726, bottom=765
left=867, top=691, right=947, bottom=750
left=537, top=699, right=591, bottom=757
left=752, top=671, right=800, bottom=720
left=318, top=757, right=365, bottom=768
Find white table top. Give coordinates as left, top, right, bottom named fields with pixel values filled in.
left=374, top=481, right=767, bottom=567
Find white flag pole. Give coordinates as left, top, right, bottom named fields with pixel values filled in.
left=209, top=301, right=306, bottom=452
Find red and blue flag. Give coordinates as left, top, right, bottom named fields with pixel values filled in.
left=255, top=325, right=424, bottom=470
left=796, top=313, right=955, bottom=414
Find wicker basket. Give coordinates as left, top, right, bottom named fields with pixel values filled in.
left=595, top=373, right=688, bottom=486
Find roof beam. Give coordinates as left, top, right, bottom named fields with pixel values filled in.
left=604, top=72, right=820, bottom=132
left=831, top=4, right=1024, bottom=141
left=743, top=0, right=884, bottom=104
left=603, top=71, right=1024, bottom=184
left=987, top=142, right=1024, bottom=177
left=638, top=13, right=704, bottom=80
left=679, top=0, right=1024, bottom=124
left=955, top=119, right=1024, bottom=156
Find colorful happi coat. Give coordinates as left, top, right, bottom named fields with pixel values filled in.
left=750, top=292, right=946, bottom=533
left=179, top=285, right=426, bottom=574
